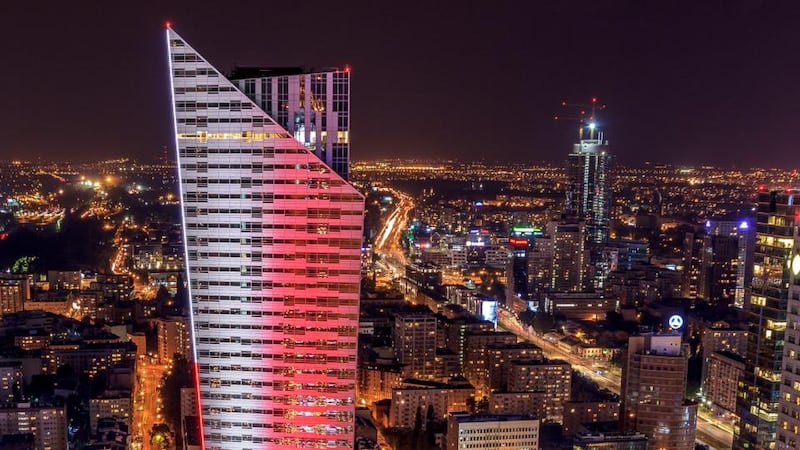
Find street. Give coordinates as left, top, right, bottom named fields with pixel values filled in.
left=132, top=357, right=169, bottom=450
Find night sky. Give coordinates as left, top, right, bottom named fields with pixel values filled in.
left=1, top=1, right=798, bottom=167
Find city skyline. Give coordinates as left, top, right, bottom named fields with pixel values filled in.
left=2, top=2, right=800, bottom=168
left=2, top=4, right=800, bottom=450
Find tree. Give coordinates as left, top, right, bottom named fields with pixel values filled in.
left=466, top=396, right=477, bottom=413
left=476, top=397, right=489, bottom=413
left=159, top=355, right=193, bottom=449
left=413, top=406, right=423, bottom=433
left=11, top=256, right=38, bottom=273
left=423, top=404, right=437, bottom=447
left=155, top=285, right=171, bottom=303
left=532, top=313, right=556, bottom=333
left=150, top=423, right=171, bottom=449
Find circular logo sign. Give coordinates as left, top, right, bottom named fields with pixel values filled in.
left=668, top=315, right=684, bottom=330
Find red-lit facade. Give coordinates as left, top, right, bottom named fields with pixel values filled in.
left=167, top=28, right=364, bottom=449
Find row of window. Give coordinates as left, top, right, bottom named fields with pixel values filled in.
left=190, top=250, right=355, bottom=261
left=199, top=377, right=353, bottom=393
left=178, top=131, right=291, bottom=142
left=181, top=162, right=330, bottom=173
left=191, top=266, right=359, bottom=279
left=197, top=349, right=355, bottom=364
left=195, top=307, right=356, bottom=321
left=182, top=177, right=345, bottom=188
left=172, top=67, right=218, bottom=78
left=186, top=223, right=360, bottom=233
left=196, top=322, right=358, bottom=336
left=188, top=236, right=362, bottom=249
left=171, top=52, right=201, bottom=62
left=184, top=192, right=358, bottom=202
left=195, top=336, right=356, bottom=350
left=206, top=407, right=351, bottom=424
left=180, top=146, right=307, bottom=156
left=192, top=279, right=359, bottom=291
left=179, top=117, right=267, bottom=127
left=198, top=363, right=355, bottom=379
left=204, top=434, right=351, bottom=448
left=186, top=207, right=358, bottom=218
left=194, top=295, right=357, bottom=307
left=176, top=100, right=252, bottom=111
left=174, top=85, right=238, bottom=94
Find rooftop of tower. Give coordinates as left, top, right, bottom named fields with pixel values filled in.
left=228, top=66, right=348, bottom=79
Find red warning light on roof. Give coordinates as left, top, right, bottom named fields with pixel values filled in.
left=165, top=20, right=173, bottom=29
left=344, top=65, right=351, bottom=73
left=592, top=97, right=597, bottom=103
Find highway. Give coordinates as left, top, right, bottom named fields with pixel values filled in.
left=374, top=188, right=414, bottom=269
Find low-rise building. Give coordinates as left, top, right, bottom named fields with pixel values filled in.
left=357, top=363, right=404, bottom=407
left=543, top=293, right=613, bottom=322
left=0, top=403, right=67, bottom=450
left=0, top=361, right=23, bottom=406
left=89, top=390, right=132, bottom=432
left=0, top=274, right=28, bottom=316
left=704, top=350, right=744, bottom=419
left=488, top=391, right=544, bottom=416
left=508, top=359, right=572, bottom=423
left=573, top=432, right=648, bottom=449
left=389, top=379, right=475, bottom=428
left=446, top=413, right=539, bottom=450
left=562, top=401, right=620, bottom=435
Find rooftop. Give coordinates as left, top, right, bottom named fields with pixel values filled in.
left=228, top=66, right=346, bottom=79
left=450, top=413, right=538, bottom=423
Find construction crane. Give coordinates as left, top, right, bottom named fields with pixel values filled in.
left=553, top=97, right=607, bottom=140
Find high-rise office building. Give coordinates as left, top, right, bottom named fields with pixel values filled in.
left=167, top=27, right=364, bottom=449
left=509, top=235, right=531, bottom=302
left=700, top=219, right=755, bottom=308
left=758, top=189, right=800, bottom=450
left=735, top=190, right=798, bottom=450
left=566, top=129, right=612, bottom=244
left=620, top=333, right=697, bottom=450
left=548, top=219, right=589, bottom=292
left=681, top=231, right=704, bottom=300
left=393, top=311, right=437, bottom=380
left=231, top=67, right=351, bottom=180
left=508, top=226, right=542, bottom=307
